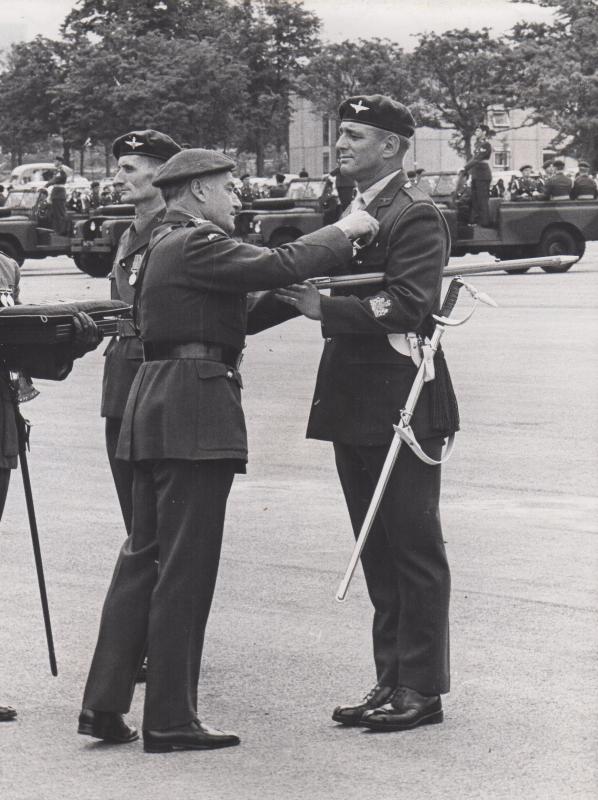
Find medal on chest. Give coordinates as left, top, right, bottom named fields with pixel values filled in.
left=128, top=253, right=144, bottom=286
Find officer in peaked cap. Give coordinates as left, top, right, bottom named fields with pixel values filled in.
left=79, top=147, right=379, bottom=752
left=101, top=129, right=181, bottom=542
left=277, top=93, right=459, bottom=733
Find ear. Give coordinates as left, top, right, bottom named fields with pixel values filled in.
left=381, top=133, right=401, bottom=160
left=189, top=177, right=207, bottom=203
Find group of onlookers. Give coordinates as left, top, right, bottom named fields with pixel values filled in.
left=508, top=160, right=598, bottom=201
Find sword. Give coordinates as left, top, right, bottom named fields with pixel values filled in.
left=308, top=255, right=578, bottom=291
left=335, top=277, right=497, bottom=603
left=13, top=400, right=58, bottom=675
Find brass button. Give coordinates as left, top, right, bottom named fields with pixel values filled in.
left=226, top=370, right=234, bottom=379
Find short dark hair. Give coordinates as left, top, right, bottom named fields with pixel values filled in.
left=91, top=181, right=100, bottom=188
left=55, top=155, right=64, bottom=163
left=519, top=165, right=533, bottom=171
left=275, top=173, right=285, bottom=183
left=407, top=170, right=416, bottom=178
left=553, top=158, right=565, bottom=169
left=478, top=124, right=491, bottom=135
left=240, top=173, right=250, bottom=181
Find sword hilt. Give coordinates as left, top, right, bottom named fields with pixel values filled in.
left=439, top=278, right=463, bottom=318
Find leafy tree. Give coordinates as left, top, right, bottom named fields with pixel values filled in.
left=228, top=0, right=321, bottom=173
left=0, top=37, right=62, bottom=166
left=410, top=28, right=518, bottom=159
left=297, top=38, right=412, bottom=119
left=509, top=0, right=598, bottom=167
left=62, top=0, right=231, bottom=40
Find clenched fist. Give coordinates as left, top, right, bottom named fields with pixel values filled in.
left=334, top=210, right=379, bottom=245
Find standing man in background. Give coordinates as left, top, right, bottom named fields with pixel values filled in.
left=101, top=130, right=181, bottom=535
left=464, top=124, right=493, bottom=227
left=278, top=94, right=459, bottom=733
left=542, top=158, right=573, bottom=199
left=570, top=160, right=597, bottom=199
left=45, top=156, right=69, bottom=235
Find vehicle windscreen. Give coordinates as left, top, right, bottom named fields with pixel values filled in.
left=287, top=180, right=326, bottom=199
left=5, top=191, right=39, bottom=210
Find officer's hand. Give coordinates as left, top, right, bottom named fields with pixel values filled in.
left=72, top=311, right=103, bottom=357
left=275, top=283, right=322, bottom=320
left=334, top=210, right=379, bottom=245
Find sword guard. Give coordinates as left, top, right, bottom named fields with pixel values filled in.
left=392, top=422, right=456, bottom=465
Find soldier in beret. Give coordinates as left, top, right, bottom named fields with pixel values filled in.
left=278, top=93, right=459, bottom=732
left=571, top=160, right=597, bottom=199
left=509, top=165, right=543, bottom=200
left=101, top=130, right=181, bottom=539
left=464, top=124, right=493, bottom=227
left=542, top=158, right=573, bottom=200
left=45, top=156, right=69, bottom=236
left=79, top=147, right=378, bottom=752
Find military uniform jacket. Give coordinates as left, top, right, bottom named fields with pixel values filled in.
left=543, top=173, right=573, bottom=199
left=306, top=172, right=457, bottom=447
left=465, top=140, right=492, bottom=181
left=0, top=254, right=20, bottom=469
left=116, top=211, right=353, bottom=465
left=100, top=210, right=165, bottom=419
left=571, top=174, right=597, bottom=199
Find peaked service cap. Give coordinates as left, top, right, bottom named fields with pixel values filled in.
left=338, top=94, right=415, bottom=138
left=112, top=129, right=181, bottom=161
left=153, top=149, right=236, bottom=187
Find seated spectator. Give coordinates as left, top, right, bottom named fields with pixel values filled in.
left=34, top=188, right=52, bottom=227
left=0, top=186, right=6, bottom=207
left=490, top=178, right=506, bottom=198
left=239, top=174, right=255, bottom=206
left=269, top=173, right=287, bottom=198
left=570, top=160, right=597, bottom=199
left=509, top=165, right=543, bottom=200
left=299, top=167, right=309, bottom=178
left=542, top=159, right=573, bottom=200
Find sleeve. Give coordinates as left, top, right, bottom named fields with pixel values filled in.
left=320, top=201, right=446, bottom=337
left=182, top=224, right=353, bottom=294
left=570, top=179, right=579, bottom=199
left=246, top=291, right=300, bottom=335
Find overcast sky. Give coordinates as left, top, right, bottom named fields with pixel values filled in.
left=0, top=0, right=555, bottom=49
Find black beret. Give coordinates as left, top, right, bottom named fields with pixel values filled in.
left=553, top=158, right=565, bottom=169
left=338, top=94, right=415, bottom=138
left=112, top=129, right=181, bottom=161
left=153, top=148, right=236, bottom=187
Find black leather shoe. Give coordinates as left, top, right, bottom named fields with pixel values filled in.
left=360, top=686, right=443, bottom=731
left=332, top=683, right=394, bottom=726
left=78, top=708, right=139, bottom=743
left=143, top=718, right=240, bottom=753
left=0, top=705, right=17, bottom=722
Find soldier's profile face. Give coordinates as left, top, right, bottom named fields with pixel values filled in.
left=114, top=155, right=160, bottom=205
left=200, top=170, right=241, bottom=234
left=336, top=122, right=387, bottom=184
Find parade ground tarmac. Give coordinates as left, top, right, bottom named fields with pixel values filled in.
left=0, top=246, right=596, bottom=800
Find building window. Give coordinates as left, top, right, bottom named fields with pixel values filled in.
left=494, top=149, right=510, bottom=169
left=322, top=152, right=330, bottom=175
left=542, top=149, right=556, bottom=165
left=490, top=109, right=510, bottom=129
left=323, top=117, right=330, bottom=146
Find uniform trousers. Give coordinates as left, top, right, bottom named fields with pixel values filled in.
left=105, top=417, right=134, bottom=534
left=470, top=179, right=491, bottom=227
left=83, top=458, right=235, bottom=730
left=0, top=468, right=10, bottom=520
left=333, top=437, right=450, bottom=695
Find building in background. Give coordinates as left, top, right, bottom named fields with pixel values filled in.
left=289, top=96, right=575, bottom=176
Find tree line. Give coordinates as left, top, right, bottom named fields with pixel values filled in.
left=0, top=0, right=595, bottom=174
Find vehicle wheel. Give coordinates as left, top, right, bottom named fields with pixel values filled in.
left=269, top=230, right=300, bottom=247
left=537, top=228, right=581, bottom=271
left=0, top=239, right=24, bottom=265
left=76, top=252, right=113, bottom=277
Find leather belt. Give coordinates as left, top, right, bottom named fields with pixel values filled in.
left=143, top=341, right=242, bottom=368
left=116, top=318, right=137, bottom=338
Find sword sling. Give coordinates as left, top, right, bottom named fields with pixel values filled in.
left=14, top=402, right=58, bottom=676
left=335, top=278, right=482, bottom=603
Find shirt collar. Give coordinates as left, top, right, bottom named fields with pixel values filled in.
left=355, top=170, right=402, bottom=208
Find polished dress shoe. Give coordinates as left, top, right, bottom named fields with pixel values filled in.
left=360, top=686, right=443, bottom=731
left=78, top=708, right=139, bottom=743
left=0, top=705, right=17, bottom=722
left=143, top=718, right=240, bottom=753
left=332, top=683, right=394, bottom=726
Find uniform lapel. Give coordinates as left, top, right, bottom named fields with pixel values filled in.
left=365, top=171, right=411, bottom=220
left=119, top=209, right=166, bottom=259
